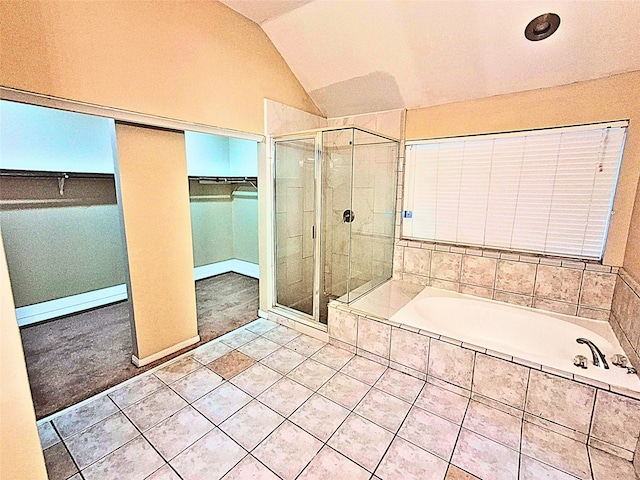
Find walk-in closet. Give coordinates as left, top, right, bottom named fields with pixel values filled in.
left=0, top=100, right=260, bottom=418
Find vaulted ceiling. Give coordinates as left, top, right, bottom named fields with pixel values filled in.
left=220, top=0, right=640, bottom=118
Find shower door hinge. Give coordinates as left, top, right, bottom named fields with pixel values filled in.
left=312, top=225, right=315, bottom=239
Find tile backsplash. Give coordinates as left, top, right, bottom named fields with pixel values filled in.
left=610, top=269, right=640, bottom=373
left=393, top=240, right=618, bottom=322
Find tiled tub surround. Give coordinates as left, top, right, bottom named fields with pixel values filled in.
left=394, top=241, right=618, bottom=321
left=37, top=318, right=637, bottom=480
left=328, top=298, right=640, bottom=477
left=387, top=285, right=640, bottom=392
left=611, top=268, right=640, bottom=376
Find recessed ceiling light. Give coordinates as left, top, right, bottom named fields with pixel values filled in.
left=525, top=13, right=560, bottom=41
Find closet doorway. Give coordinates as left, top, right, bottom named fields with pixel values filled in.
left=0, top=100, right=260, bottom=418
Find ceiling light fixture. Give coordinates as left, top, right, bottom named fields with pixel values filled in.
left=525, top=13, right=560, bottom=41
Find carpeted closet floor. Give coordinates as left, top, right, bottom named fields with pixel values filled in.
left=20, top=272, right=259, bottom=419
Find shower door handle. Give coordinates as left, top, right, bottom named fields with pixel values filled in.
left=342, top=209, right=355, bottom=223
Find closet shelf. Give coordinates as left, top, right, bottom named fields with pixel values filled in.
left=0, top=169, right=114, bottom=179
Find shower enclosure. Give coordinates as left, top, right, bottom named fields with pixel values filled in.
left=273, top=127, right=398, bottom=325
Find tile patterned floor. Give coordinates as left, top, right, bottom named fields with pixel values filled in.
left=39, top=318, right=637, bottom=480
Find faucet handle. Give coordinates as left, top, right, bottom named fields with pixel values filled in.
left=573, top=355, right=588, bottom=369
left=612, top=354, right=628, bottom=368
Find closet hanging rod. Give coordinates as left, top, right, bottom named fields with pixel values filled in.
left=0, top=169, right=114, bottom=179
left=192, top=176, right=257, bottom=186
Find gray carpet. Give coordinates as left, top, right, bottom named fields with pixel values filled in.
left=20, top=272, right=259, bottom=419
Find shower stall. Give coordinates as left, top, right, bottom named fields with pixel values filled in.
left=272, top=127, right=399, bottom=325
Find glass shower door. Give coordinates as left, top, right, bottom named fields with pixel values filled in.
left=274, top=138, right=316, bottom=316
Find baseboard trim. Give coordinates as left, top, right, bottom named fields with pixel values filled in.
left=16, top=260, right=259, bottom=327
left=132, top=335, right=201, bottom=367
left=194, top=259, right=259, bottom=280
left=16, top=284, right=128, bottom=327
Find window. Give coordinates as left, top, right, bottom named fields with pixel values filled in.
left=402, top=122, right=627, bottom=259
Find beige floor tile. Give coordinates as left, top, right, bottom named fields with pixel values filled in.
left=221, top=328, right=259, bottom=349
left=260, top=347, right=307, bottom=374
left=245, top=318, right=278, bottom=335
left=108, top=374, right=165, bottom=409
left=43, top=442, right=78, bottom=480
left=221, top=455, right=279, bottom=479
left=261, top=325, right=301, bottom=345
left=398, top=406, right=460, bottom=461
left=445, top=465, right=480, bottom=479
left=219, top=400, right=284, bottom=450
left=414, top=382, right=470, bottom=425
left=374, top=368, right=425, bottom=403
left=253, top=421, right=323, bottom=480
left=521, top=421, right=591, bottom=480
left=258, top=377, right=314, bottom=417
left=451, top=429, right=518, bottom=480
left=376, top=436, right=449, bottom=480
left=341, top=356, right=388, bottom=385
left=123, top=387, right=187, bottom=432
left=65, top=412, right=139, bottom=469
left=169, top=367, right=224, bottom=403
left=354, top=388, right=411, bottom=433
left=311, top=344, right=355, bottom=370
left=82, top=436, right=164, bottom=480
left=38, top=421, right=60, bottom=450
left=286, top=335, right=326, bottom=356
left=590, top=447, right=637, bottom=480
left=289, top=394, right=350, bottom=442
left=190, top=341, right=233, bottom=365
left=519, top=455, right=577, bottom=480
left=155, top=357, right=201, bottom=385
left=170, top=428, right=246, bottom=480
left=237, top=337, right=281, bottom=360
left=192, top=382, right=252, bottom=425
left=298, top=446, right=370, bottom=480
left=146, top=465, right=181, bottom=480
left=287, top=358, right=336, bottom=391
left=230, top=363, right=282, bottom=397
left=317, top=372, right=371, bottom=409
left=462, top=400, right=522, bottom=450
left=208, top=351, right=256, bottom=379
left=328, top=413, right=394, bottom=472
left=144, top=406, right=213, bottom=460
left=53, top=395, right=119, bottom=438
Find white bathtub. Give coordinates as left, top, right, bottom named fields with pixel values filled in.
left=384, top=285, right=640, bottom=392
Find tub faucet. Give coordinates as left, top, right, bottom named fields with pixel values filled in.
left=576, top=338, right=609, bottom=370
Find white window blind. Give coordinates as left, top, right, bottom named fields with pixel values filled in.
left=403, top=123, right=627, bottom=259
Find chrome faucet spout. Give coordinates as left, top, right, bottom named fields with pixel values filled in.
left=576, top=338, right=609, bottom=369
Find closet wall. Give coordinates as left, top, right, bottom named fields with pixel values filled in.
left=0, top=101, right=126, bottom=316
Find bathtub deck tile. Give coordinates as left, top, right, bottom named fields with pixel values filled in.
left=521, top=421, right=592, bottom=480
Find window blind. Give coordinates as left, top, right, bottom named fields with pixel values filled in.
left=403, top=123, right=627, bottom=259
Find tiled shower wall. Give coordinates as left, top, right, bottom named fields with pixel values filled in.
left=611, top=269, right=640, bottom=373
left=392, top=240, right=618, bottom=321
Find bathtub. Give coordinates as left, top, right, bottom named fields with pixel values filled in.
left=377, top=284, right=640, bottom=392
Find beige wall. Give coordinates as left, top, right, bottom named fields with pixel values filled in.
left=0, top=0, right=321, bottom=135
left=624, top=181, right=640, bottom=282
left=115, top=124, right=198, bottom=361
left=406, top=71, right=640, bottom=267
left=0, top=232, right=47, bottom=479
